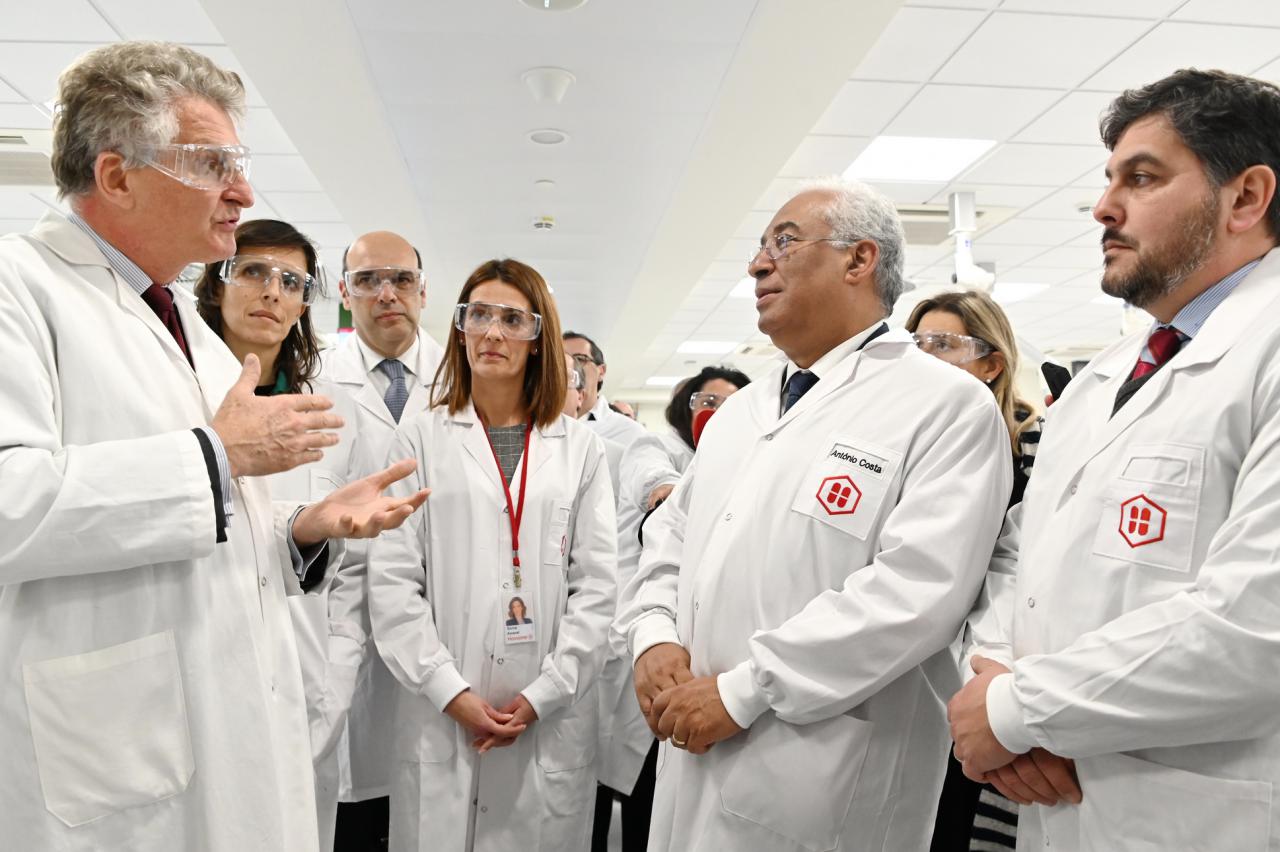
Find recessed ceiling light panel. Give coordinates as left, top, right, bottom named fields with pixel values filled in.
left=529, top=128, right=569, bottom=146
left=845, top=136, right=996, bottom=183
left=519, top=0, right=589, bottom=11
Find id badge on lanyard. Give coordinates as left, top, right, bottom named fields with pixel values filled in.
left=481, top=416, right=533, bottom=590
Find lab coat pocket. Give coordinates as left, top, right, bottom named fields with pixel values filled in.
left=720, top=713, right=872, bottom=852
left=1091, top=443, right=1204, bottom=573
left=536, top=693, right=598, bottom=815
left=1076, top=753, right=1270, bottom=852
left=543, top=501, right=572, bottom=571
left=22, top=631, right=194, bottom=827
left=789, top=435, right=901, bottom=541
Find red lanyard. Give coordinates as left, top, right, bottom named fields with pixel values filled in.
left=480, top=416, right=533, bottom=588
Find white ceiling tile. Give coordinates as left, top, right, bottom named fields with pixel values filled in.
left=1084, top=22, right=1280, bottom=91
left=1014, top=90, right=1121, bottom=146
left=1173, top=0, right=1280, bottom=27
left=779, top=136, right=870, bottom=178
left=0, top=79, right=24, bottom=103
left=972, top=243, right=1056, bottom=269
left=1020, top=186, right=1105, bottom=220
left=904, top=0, right=1000, bottom=7
left=1000, top=0, right=1182, bottom=17
left=811, top=81, right=919, bottom=137
left=934, top=12, right=1153, bottom=89
left=0, top=188, right=55, bottom=218
left=980, top=217, right=1096, bottom=245
left=266, top=192, right=342, bottom=222
left=703, top=259, right=748, bottom=281
left=241, top=193, right=279, bottom=222
left=191, top=45, right=265, bottom=107
left=853, top=7, right=989, bottom=82
left=94, top=0, right=227, bottom=42
left=294, top=222, right=355, bottom=248
left=867, top=181, right=949, bottom=205
left=250, top=155, right=322, bottom=193
left=0, top=42, right=111, bottom=105
left=1, top=1, right=119, bottom=41
left=0, top=103, right=49, bottom=129
left=930, top=183, right=1058, bottom=209
left=1018, top=245, right=1103, bottom=268
left=886, top=85, right=1065, bottom=141
left=960, top=143, right=1107, bottom=186
left=754, top=177, right=807, bottom=213
left=1254, top=56, right=1280, bottom=85
left=240, top=108, right=297, bottom=155
left=734, top=210, right=775, bottom=241
left=1066, top=223, right=1105, bottom=247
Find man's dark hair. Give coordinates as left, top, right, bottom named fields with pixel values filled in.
left=562, top=331, right=604, bottom=365
left=666, top=365, right=751, bottom=450
left=1101, top=68, right=1280, bottom=237
left=341, top=244, right=423, bottom=273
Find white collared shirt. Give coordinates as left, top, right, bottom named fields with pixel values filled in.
left=780, top=321, right=886, bottom=415
left=355, top=332, right=423, bottom=398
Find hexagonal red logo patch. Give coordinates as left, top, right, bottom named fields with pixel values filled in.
left=817, top=475, right=861, bottom=516
left=1119, top=494, right=1166, bottom=548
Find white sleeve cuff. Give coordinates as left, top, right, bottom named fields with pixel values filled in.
left=521, top=673, right=568, bottom=721
left=717, top=662, right=770, bottom=729
left=986, top=672, right=1037, bottom=755
left=423, top=662, right=470, bottom=713
left=630, top=612, right=681, bottom=662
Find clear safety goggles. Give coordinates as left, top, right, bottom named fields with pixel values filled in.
left=220, top=255, right=321, bottom=304
left=142, top=143, right=251, bottom=190
left=454, top=301, right=542, bottom=341
left=567, top=365, right=585, bottom=390
left=689, top=392, right=729, bottom=411
left=912, top=331, right=993, bottom=364
left=343, top=266, right=425, bottom=298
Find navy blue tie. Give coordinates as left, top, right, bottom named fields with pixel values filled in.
left=782, top=370, right=819, bottom=413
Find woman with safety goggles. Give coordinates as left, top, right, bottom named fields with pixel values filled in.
left=195, top=219, right=361, bottom=850
left=905, top=289, right=1043, bottom=852
left=367, top=258, right=617, bottom=852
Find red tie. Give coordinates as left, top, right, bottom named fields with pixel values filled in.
left=1131, top=326, right=1181, bottom=380
left=140, top=283, right=192, bottom=367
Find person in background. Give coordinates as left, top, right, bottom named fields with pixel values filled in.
left=564, top=353, right=586, bottom=417
left=592, top=365, right=750, bottom=852
left=0, top=41, right=425, bottom=852
left=903, top=290, right=1045, bottom=851
left=563, top=330, right=647, bottom=448
left=321, top=230, right=445, bottom=852
left=367, top=258, right=617, bottom=852
left=194, top=218, right=363, bottom=849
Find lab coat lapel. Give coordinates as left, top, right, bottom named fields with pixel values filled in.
left=457, top=404, right=505, bottom=497
left=327, top=336, right=399, bottom=429
left=1065, top=250, right=1279, bottom=483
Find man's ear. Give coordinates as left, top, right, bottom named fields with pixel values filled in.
left=94, top=150, right=136, bottom=211
left=844, top=239, right=880, bottom=286
left=1224, top=163, right=1277, bottom=236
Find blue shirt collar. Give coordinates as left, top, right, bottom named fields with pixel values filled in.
left=1164, top=258, right=1261, bottom=339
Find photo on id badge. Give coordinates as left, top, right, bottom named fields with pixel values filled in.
left=505, top=596, right=535, bottom=644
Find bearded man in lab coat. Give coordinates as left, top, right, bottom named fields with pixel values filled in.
left=0, top=42, right=426, bottom=851
left=949, top=69, right=1280, bottom=852
left=615, top=177, right=1012, bottom=852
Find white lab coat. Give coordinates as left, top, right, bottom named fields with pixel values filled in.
left=0, top=214, right=328, bottom=850
left=964, top=249, right=1280, bottom=852
left=268, top=373, right=363, bottom=850
left=616, top=328, right=1011, bottom=852
left=366, top=403, right=617, bottom=852
left=319, top=329, right=444, bottom=804
left=596, top=430, right=693, bottom=793
left=585, top=393, right=647, bottom=448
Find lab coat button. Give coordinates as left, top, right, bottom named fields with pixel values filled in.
left=260, top=576, right=267, bottom=588
left=497, top=657, right=504, bottom=665
left=503, top=582, right=511, bottom=590
left=1028, top=597, right=1036, bottom=608
left=1070, top=485, right=1078, bottom=495
left=764, top=434, right=774, bottom=441
left=694, top=601, right=700, bottom=611
left=480, top=806, right=488, bottom=814
left=724, top=512, right=733, bottom=522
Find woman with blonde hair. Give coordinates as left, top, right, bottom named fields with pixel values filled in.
left=367, top=258, right=617, bottom=852
left=907, top=289, right=1042, bottom=504
left=907, top=289, right=1046, bottom=849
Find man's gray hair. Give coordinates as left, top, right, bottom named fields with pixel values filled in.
left=51, top=42, right=246, bottom=198
left=800, top=177, right=906, bottom=314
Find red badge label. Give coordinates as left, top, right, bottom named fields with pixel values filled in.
left=816, top=475, right=861, bottom=516
left=1119, top=494, right=1166, bottom=548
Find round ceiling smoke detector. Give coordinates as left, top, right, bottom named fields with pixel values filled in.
left=532, top=215, right=556, bottom=231
left=519, top=0, right=589, bottom=10
left=523, top=67, right=576, bottom=105
left=528, top=128, right=569, bottom=145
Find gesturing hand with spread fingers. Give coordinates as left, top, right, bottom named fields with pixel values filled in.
left=292, top=458, right=430, bottom=547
